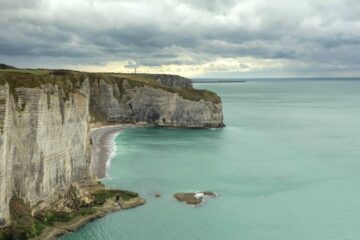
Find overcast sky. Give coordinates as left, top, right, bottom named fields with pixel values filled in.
left=1, top=0, right=360, bottom=77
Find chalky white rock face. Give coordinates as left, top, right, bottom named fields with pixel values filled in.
left=0, top=83, right=92, bottom=222
left=89, top=81, right=224, bottom=128
left=153, top=74, right=193, bottom=88
left=0, top=73, right=223, bottom=223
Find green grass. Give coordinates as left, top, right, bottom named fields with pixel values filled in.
left=0, top=69, right=221, bottom=105
left=104, top=73, right=158, bottom=84
left=0, top=198, right=47, bottom=240
left=0, top=69, right=49, bottom=76
left=35, top=208, right=96, bottom=226
left=0, top=230, right=12, bottom=240
left=0, top=69, right=85, bottom=91
left=27, top=220, right=46, bottom=238
left=0, top=197, right=97, bottom=239
left=0, top=70, right=87, bottom=107
left=92, top=189, right=138, bottom=205
left=104, top=73, right=221, bottom=103
left=1, top=187, right=140, bottom=239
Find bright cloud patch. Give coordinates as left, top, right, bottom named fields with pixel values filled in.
left=69, top=57, right=286, bottom=77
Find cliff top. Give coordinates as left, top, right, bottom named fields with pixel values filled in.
left=0, top=68, right=221, bottom=103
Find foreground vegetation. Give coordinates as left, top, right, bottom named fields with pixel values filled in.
left=0, top=189, right=138, bottom=240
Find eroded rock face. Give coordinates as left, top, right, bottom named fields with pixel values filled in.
left=174, top=191, right=217, bottom=206
left=0, top=71, right=223, bottom=223
left=0, top=82, right=91, bottom=222
left=154, top=74, right=192, bottom=88
left=89, top=79, right=224, bottom=128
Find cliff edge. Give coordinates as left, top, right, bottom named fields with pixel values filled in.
left=0, top=68, right=223, bottom=238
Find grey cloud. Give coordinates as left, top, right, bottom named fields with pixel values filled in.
left=181, top=0, right=238, bottom=12
left=0, top=0, right=360, bottom=76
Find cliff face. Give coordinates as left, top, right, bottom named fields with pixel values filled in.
left=89, top=77, right=223, bottom=128
left=153, top=74, right=192, bottom=88
left=0, top=70, right=224, bottom=225
left=0, top=76, right=92, bottom=223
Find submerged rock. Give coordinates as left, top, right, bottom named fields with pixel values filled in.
left=173, top=191, right=216, bottom=206
left=154, top=192, right=161, bottom=198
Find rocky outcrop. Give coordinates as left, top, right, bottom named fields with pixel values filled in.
left=154, top=74, right=192, bottom=88
left=119, top=197, right=146, bottom=209
left=0, top=70, right=224, bottom=228
left=174, top=191, right=217, bottom=206
left=0, top=181, right=143, bottom=239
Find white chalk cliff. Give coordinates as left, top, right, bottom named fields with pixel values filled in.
left=0, top=70, right=224, bottom=224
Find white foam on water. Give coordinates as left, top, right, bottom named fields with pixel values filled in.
left=194, top=192, right=204, bottom=199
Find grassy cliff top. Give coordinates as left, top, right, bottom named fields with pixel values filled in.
left=0, top=69, right=221, bottom=103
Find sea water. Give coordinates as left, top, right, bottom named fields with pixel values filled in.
left=62, top=79, right=360, bottom=240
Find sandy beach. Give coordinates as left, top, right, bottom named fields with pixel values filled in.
left=90, top=124, right=135, bottom=179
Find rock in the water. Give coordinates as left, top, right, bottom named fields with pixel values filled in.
left=203, top=191, right=217, bottom=197
left=173, top=191, right=216, bottom=206
left=154, top=192, right=161, bottom=198
left=174, top=193, right=202, bottom=205
left=120, top=197, right=146, bottom=209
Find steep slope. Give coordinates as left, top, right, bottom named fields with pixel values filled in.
left=88, top=73, right=223, bottom=128
left=0, top=69, right=224, bottom=229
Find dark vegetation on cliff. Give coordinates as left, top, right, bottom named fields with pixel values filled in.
left=0, top=68, right=222, bottom=130
left=0, top=68, right=221, bottom=104
left=0, top=188, right=139, bottom=240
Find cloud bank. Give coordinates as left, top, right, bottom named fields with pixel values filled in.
left=1, top=0, right=360, bottom=77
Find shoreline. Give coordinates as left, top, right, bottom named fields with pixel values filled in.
left=90, top=124, right=135, bottom=179
left=35, top=198, right=122, bottom=240
left=33, top=124, right=146, bottom=240
left=31, top=123, right=215, bottom=239
left=34, top=183, right=146, bottom=240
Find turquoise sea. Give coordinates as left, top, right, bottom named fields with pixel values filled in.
left=62, top=79, right=360, bottom=240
